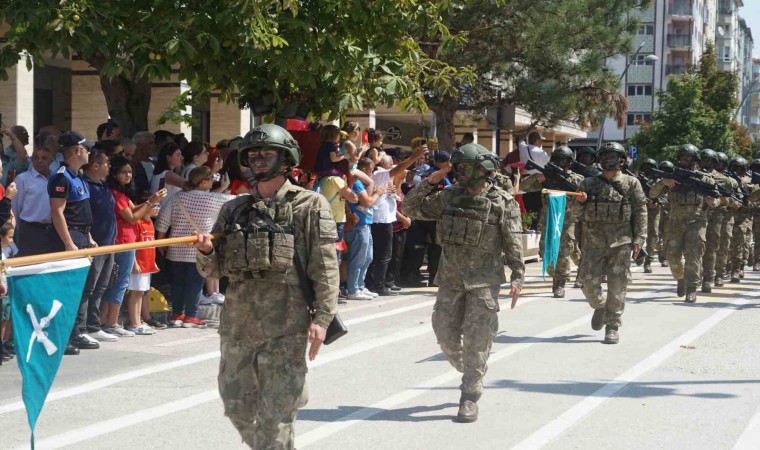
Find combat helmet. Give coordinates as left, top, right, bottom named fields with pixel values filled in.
left=577, top=146, right=597, bottom=162
left=550, top=146, right=574, bottom=166
left=597, top=142, right=627, bottom=158
left=451, top=143, right=500, bottom=187
left=716, top=152, right=730, bottom=168
left=676, top=144, right=700, bottom=160
left=638, top=157, right=657, bottom=169
left=700, top=149, right=718, bottom=163
left=659, top=160, right=675, bottom=174
left=750, top=159, right=760, bottom=173
left=238, top=124, right=301, bottom=169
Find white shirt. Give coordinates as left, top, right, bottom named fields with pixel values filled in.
left=370, top=168, right=397, bottom=224
left=150, top=170, right=183, bottom=205
left=520, top=142, right=550, bottom=175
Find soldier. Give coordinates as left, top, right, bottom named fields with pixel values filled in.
left=574, top=142, right=646, bottom=344
left=571, top=146, right=600, bottom=287
left=403, top=143, right=524, bottom=423
left=728, top=157, right=752, bottom=282
left=657, top=160, right=675, bottom=267
left=699, top=149, right=739, bottom=293
left=751, top=159, right=760, bottom=272
left=714, top=152, right=736, bottom=287
left=520, top=146, right=583, bottom=297
left=649, top=144, right=717, bottom=303
left=636, top=158, right=665, bottom=273
left=194, top=124, right=339, bottom=449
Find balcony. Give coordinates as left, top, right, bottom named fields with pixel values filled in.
left=718, top=5, right=733, bottom=15
left=667, top=34, right=692, bottom=49
left=668, top=1, right=694, bottom=17
left=666, top=64, right=688, bottom=75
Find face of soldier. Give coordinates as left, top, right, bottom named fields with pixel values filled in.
left=598, top=152, right=621, bottom=171
left=677, top=154, right=696, bottom=170
left=578, top=153, right=596, bottom=167
left=247, top=148, right=284, bottom=182
left=552, top=156, right=573, bottom=170
left=642, top=164, right=655, bottom=177
left=736, top=166, right=747, bottom=177
left=455, top=163, right=486, bottom=187
left=700, top=159, right=715, bottom=172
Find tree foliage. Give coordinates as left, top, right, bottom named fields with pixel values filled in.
left=420, top=0, right=646, bottom=149
left=0, top=0, right=468, bottom=135
left=631, top=43, right=748, bottom=161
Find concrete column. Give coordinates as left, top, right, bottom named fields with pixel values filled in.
left=0, top=55, right=35, bottom=131
left=179, top=80, right=192, bottom=137
left=240, top=107, right=251, bottom=135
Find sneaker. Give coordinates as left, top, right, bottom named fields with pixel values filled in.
left=129, top=325, right=155, bottom=335
left=82, top=333, right=100, bottom=344
left=182, top=316, right=208, bottom=328
left=141, top=323, right=157, bottom=333
left=89, top=330, right=119, bottom=342
left=169, top=314, right=186, bottom=327
left=210, top=292, right=225, bottom=305
left=362, top=288, right=379, bottom=298
left=338, top=288, right=348, bottom=299
left=104, top=325, right=135, bottom=337
left=198, top=294, right=215, bottom=305
left=347, top=291, right=373, bottom=300
left=145, top=318, right=168, bottom=330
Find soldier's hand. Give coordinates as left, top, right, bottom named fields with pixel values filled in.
left=662, top=179, right=677, bottom=188
left=705, top=196, right=717, bottom=206
left=632, top=243, right=641, bottom=261
left=576, top=192, right=588, bottom=204
left=536, top=175, right=546, bottom=183
left=427, top=167, right=451, bottom=185
left=194, top=233, right=214, bottom=255
left=308, top=323, right=327, bottom=361
left=509, top=284, right=521, bottom=309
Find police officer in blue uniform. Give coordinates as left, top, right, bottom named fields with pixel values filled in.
left=48, top=131, right=98, bottom=355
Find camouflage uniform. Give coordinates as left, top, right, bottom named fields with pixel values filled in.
left=520, top=171, right=584, bottom=283
left=753, top=199, right=760, bottom=270
left=703, top=171, right=739, bottom=284
left=573, top=173, right=646, bottom=328
left=197, top=181, right=339, bottom=450
left=403, top=180, right=524, bottom=399
left=650, top=173, right=716, bottom=292
left=730, top=176, right=753, bottom=279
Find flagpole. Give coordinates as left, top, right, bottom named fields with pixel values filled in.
left=541, top=189, right=585, bottom=197
left=1, top=234, right=220, bottom=269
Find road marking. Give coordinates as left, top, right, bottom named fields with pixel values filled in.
left=511, top=297, right=751, bottom=450
left=0, top=352, right=221, bottom=415
left=296, top=314, right=592, bottom=448
left=733, top=404, right=760, bottom=450
left=153, top=335, right=219, bottom=347
left=344, top=300, right=434, bottom=326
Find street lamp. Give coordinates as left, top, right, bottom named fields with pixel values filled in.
left=596, top=43, right=659, bottom=150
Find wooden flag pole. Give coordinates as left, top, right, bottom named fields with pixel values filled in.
left=1, top=234, right=220, bottom=269
left=541, top=189, right=585, bottom=198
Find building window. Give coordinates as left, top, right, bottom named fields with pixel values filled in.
left=629, top=54, right=656, bottom=66
left=626, top=113, right=651, bottom=126
left=721, top=47, right=731, bottom=62
left=636, top=24, right=654, bottom=35
left=627, top=85, right=653, bottom=96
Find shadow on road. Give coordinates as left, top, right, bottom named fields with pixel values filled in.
left=299, top=402, right=459, bottom=423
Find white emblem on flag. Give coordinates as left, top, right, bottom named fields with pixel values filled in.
left=25, top=300, right=63, bottom=363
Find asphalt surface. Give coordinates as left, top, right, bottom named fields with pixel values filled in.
left=1, top=261, right=760, bottom=450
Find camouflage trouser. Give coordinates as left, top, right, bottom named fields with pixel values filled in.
left=432, top=285, right=499, bottom=397
left=716, top=214, right=735, bottom=279
left=645, top=204, right=661, bottom=264
left=658, top=206, right=669, bottom=257
left=702, top=211, right=723, bottom=282
left=219, top=331, right=309, bottom=450
left=666, top=215, right=706, bottom=292
left=754, top=216, right=760, bottom=266
left=730, top=215, right=752, bottom=272
left=579, top=243, right=631, bottom=328
left=540, top=219, right=576, bottom=282
left=571, top=221, right=582, bottom=266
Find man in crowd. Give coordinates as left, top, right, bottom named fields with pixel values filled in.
left=574, top=142, right=646, bottom=344
left=404, top=143, right=524, bottom=423
left=12, top=146, right=55, bottom=256
left=195, top=123, right=338, bottom=449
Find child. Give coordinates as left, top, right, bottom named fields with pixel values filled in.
left=126, top=215, right=162, bottom=334
left=0, top=222, right=16, bottom=362
left=314, top=125, right=350, bottom=178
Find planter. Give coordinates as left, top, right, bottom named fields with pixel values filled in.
left=276, top=102, right=299, bottom=119
left=250, top=98, right=274, bottom=116
left=521, top=232, right=541, bottom=262
left=294, top=102, right=311, bottom=120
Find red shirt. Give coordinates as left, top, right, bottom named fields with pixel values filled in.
left=111, top=189, right=138, bottom=244
left=134, top=218, right=159, bottom=274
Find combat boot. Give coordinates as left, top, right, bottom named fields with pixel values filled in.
left=685, top=289, right=697, bottom=303
left=731, top=270, right=741, bottom=283
left=573, top=274, right=582, bottom=289
left=677, top=279, right=685, bottom=297
left=603, top=325, right=619, bottom=344
left=662, top=260, right=669, bottom=267
left=754, top=263, right=760, bottom=272
left=552, top=279, right=565, bottom=298
left=715, top=277, right=725, bottom=287
left=701, top=280, right=712, bottom=293
left=740, top=268, right=745, bottom=279
left=455, top=393, right=480, bottom=423
left=591, top=308, right=606, bottom=331
left=658, top=254, right=666, bottom=265
left=643, top=262, right=652, bottom=273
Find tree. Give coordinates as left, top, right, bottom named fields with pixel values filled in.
left=0, top=1, right=466, bottom=135
left=418, top=0, right=646, bottom=150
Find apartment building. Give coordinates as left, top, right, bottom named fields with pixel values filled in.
left=750, top=59, right=760, bottom=139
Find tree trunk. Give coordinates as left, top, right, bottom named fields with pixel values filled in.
left=98, top=74, right=152, bottom=137
left=430, top=95, right=459, bottom=151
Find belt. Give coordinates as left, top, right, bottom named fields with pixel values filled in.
left=20, top=220, right=54, bottom=229
left=69, top=225, right=91, bottom=234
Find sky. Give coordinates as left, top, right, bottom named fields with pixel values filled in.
left=745, top=1, right=760, bottom=58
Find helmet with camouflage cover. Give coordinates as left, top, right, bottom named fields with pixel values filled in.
left=450, top=143, right=500, bottom=187
left=659, top=160, right=675, bottom=174
left=550, top=146, right=574, bottom=168
left=238, top=124, right=301, bottom=182
left=597, top=142, right=626, bottom=171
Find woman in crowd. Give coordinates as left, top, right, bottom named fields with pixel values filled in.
left=150, top=143, right=185, bottom=201
left=156, top=166, right=233, bottom=328
left=223, top=149, right=251, bottom=195
left=101, top=156, right=166, bottom=336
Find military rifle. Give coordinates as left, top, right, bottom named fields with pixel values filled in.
left=649, top=168, right=735, bottom=201
left=525, top=160, right=579, bottom=193
left=570, top=161, right=601, bottom=178
left=722, top=169, right=750, bottom=202
left=752, top=171, right=760, bottom=186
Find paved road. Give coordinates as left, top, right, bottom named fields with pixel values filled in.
left=2, top=262, right=760, bottom=450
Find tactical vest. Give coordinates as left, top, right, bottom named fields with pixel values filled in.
left=437, top=191, right=502, bottom=253
left=220, top=191, right=297, bottom=276
left=583, top=178, right=631, bottom=224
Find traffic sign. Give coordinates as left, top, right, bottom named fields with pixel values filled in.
left=629, top=145, right=639, bottom=160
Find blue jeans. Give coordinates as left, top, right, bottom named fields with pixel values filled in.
left=102, top=251, right=136, bottom=305
left=345, top=224, right=373, bottom=294
left=170, top=261, right=205, bottom=318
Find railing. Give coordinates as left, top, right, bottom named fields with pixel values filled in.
left=666, top=64, right=688, bottom=75
left=668, top=1, right=693, bottom=16
left=667, top=34, right=692, bottom=48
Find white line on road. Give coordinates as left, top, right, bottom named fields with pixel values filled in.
left=153, top=335, right=219, bottom=347
left=733, top=404, right=760, bottom=450
left=296, top=314, right=592, bottom=448
left=344, top=300, right=434, bottom=326
left=511, top=297, right=751, bottom=450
